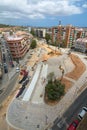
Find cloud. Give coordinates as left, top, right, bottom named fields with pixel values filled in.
left=28, top=13, right=45, bottom=19
left=35, top=0, right=82, bottom=16
left=0, top=0, right=84, bottom=21
left=82, top=3, right=87, bottom=8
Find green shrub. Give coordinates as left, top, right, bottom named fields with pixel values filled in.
left=45, top=79, right=65, bottom=101
left=30, top=40, right=37, bottom=49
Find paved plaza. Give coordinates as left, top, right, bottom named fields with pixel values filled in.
left=6, top=50, right=87, bottom=130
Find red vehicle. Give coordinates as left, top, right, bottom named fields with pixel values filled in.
left=20, top=69, right=25, bottom=75
left=20, top=69, right=28, bottom=76
left=67, top=120, right=79, bottom=130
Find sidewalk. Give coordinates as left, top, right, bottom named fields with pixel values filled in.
left=31, top=63, right=48, bottom=104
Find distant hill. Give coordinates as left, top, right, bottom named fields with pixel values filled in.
left=0, top=24, right=13, bottom=28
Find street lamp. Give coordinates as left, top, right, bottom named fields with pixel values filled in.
left=59, top=65, right=64, bottom=81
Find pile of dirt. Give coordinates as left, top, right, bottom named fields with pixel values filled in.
left=65, top=54, right=86, bottom=80
left=38, top=44, right=52, bottom=53
left=38, top=44, right=61, bottom=62
left=40, top=54, right=50, bottom=61
left=41, top=52, right=61, bottom=62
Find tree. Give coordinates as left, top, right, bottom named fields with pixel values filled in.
left=30, top=29, right=35, bottom=36
left=47, top=72, right=55, bottom=81
left=30, top=39, right=37, bottom=49
left=61, top=39, right=66, bottom=48
left=45, top=79, right=65, bottom=101
left=45, top=33, right=51, bottom=44
left=0, top=24, right=10, bottom=28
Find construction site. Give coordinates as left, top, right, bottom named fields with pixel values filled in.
left=0, top=42, right=87, bottom=130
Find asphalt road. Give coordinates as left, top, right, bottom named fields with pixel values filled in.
left=52, top=88, right=87, bottom=130
left=0, top=73, right=18, bottom=104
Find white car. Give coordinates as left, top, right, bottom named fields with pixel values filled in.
left=16, top=67, right=20, bottom=72
left=78, top=107, right=87, bottom=120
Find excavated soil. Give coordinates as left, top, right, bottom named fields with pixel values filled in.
left=65, top=54, right=86, bottom=80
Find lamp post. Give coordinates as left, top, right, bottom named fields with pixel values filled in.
left=59, top=65, right=64, bottom=81
left=61, top=69, right=64, bottom=81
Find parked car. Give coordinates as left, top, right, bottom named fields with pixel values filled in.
left=4, top=67, right=8, bottom=73
left=78, top=107, right=87, bottom=120
left=67, top=120, right=79, bottom=130
left=16, top=67, right=20, bottom=72
left=9, top=61, right=14, bottom=67
left=3, top=53, right=6, bottom=62
left=3, top=63, right=8, bottom=73
left=16, top=86, right=25, bottom=98
left=22, top=77, right=29, bottom=86
left=19, top=75, right=28, bottom=84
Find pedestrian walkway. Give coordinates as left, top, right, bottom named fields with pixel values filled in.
left=31, top=64, right=48, bottom=104
left=63, top=76, right=76, bottom=83
left=22, top=63, right=42, bottom=101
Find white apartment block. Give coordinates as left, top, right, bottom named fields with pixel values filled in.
left=75, top=38, right=87, bottom=53
left=34, top=28, right=47, bottom=38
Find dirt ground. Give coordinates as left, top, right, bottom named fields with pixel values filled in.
left=77, top=114, right=87, bottom=130
left=61, top=78, right=73, bottom=92
left=38, top=43, right=61, bottom=62
left=65, top=54, right=86, bottom=80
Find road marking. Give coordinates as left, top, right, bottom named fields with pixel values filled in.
left=57, top=117, right=67, bottom=128
left=57, top=120, right=64, bottom=128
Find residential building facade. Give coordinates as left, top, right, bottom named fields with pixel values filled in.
left=33, top=27, right=47, bottom=38
left=75, top=38, right=87, bottom=53
left=6, top=34, right=30, bottom=59
left=52, top=25, right=87, bottom=48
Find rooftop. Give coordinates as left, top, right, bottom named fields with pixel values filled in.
left=6, top=35, right=23, bottom=41
left=76, top=37, right=87, bottom=43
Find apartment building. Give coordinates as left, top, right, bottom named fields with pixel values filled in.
left=52, top=25, right=87, bottom=48
left=33, top=27, right=47, bottom=38
left=6, top=34, right=30, bottom=59
left=75, top=38, right=87, bottom=53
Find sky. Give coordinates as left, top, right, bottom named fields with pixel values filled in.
left=0, top=0, right=87, bottom=27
